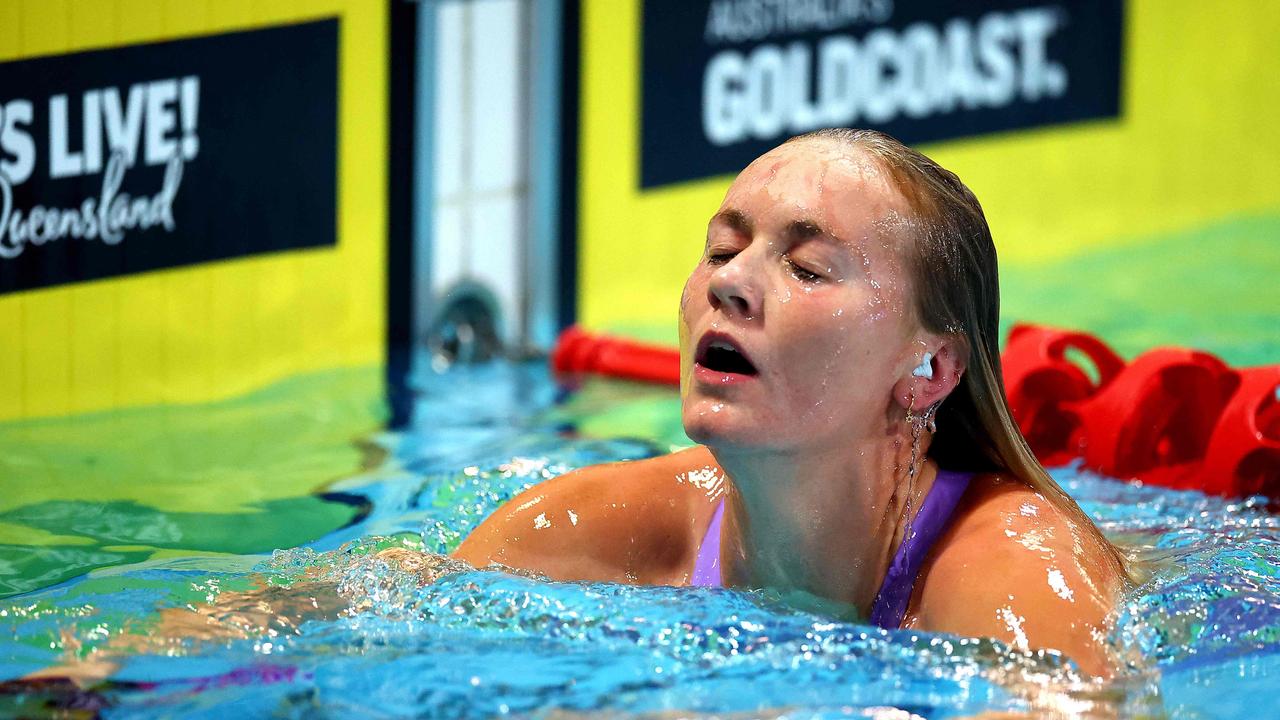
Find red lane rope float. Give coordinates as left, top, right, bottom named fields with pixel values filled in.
left=1001, top=324, right=1126, bottom=466
left=550, top=325, right=1280, bottom=501
left=550, top=325, right=681, bottom=385
left=1200, top=366, right=1280, bottom=499
left=1069, top=348, right=1236, bottom=491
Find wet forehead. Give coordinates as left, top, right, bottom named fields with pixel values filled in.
left=718, top=140, right=914, bottom=251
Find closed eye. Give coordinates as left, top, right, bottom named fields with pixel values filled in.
left=786, top=257, right=822, bottom=282
left=707, top=251, right=738, bottom=265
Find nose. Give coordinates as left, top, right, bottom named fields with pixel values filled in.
left=707, top=256, right=761, bottom=319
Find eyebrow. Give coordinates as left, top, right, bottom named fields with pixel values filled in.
left=783, top=218, right=849, bottom=254
left=710, top=209, right=751, bottom=234
left=709, top=210, right=844, bottom=248
left=785, top=219, right=826, bottom=242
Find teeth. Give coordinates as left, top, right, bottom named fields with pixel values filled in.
left=710, top=340, right=737, bottom=352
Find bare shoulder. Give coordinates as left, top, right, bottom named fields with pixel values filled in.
left=452, top=446, right=725, bottom=583
left=909, top=474, right=1127, bottom=676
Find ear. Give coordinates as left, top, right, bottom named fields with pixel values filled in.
left=893, top=335, right=968, bottom=412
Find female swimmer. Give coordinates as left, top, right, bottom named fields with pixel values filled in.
left=454, top=129, right=1128, bottom=676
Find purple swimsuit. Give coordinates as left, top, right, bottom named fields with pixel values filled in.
left=689, top=469, right=974, bottom=629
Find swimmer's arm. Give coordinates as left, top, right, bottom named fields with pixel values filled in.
left=452, top=446, right=719, bottom=584
left=909, top=494, right=1125, bottom=677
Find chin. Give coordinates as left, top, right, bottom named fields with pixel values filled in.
left=682, top=419, right=717, bottom=445
left=682, top=405, right=727, bottom=444
left=681, top=406, right=766, bottom=450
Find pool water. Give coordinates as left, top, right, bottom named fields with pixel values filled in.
left=2, top=360, right=1279, bottom=718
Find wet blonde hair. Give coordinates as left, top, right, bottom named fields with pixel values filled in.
left=788, top=128, right=1112, bottom=541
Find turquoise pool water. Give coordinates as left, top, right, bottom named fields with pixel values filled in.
left=2, top=361, right=1278, bottom=718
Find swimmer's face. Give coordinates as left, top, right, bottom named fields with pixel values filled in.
left=679, top=139, right=925, bottom=450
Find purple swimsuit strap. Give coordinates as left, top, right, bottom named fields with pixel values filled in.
left=689, top=470, right=974, bottom=630
left=690, top=499, right=726, bottom=587
left=868, top=469, right=974, bottom=628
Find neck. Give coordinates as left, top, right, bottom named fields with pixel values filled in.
left=709, top=421, right=936, bottom=615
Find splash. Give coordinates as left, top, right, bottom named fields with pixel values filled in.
left=1, top=365, right=1276, bottom=718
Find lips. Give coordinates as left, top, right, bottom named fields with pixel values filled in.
left=694, top=332, right=759, bottom=377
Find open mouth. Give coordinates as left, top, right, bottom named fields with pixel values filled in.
left=696, top=334, right=759, bottom=376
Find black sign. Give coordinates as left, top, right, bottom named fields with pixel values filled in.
left=0, top=19, right=339, bottom=294
left=641, top=0, right=1123, bottom=188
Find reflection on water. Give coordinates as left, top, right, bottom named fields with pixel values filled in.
left=0, top=367, right=384, bottom=599
left=1, top=361, right=1278, bottom=718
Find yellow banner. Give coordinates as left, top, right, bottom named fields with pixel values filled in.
left=0, top=0, right=387, bottom=420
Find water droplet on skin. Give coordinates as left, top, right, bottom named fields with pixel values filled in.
left=1047, top=568, right=1075, bottom=601
left=997, top=607, right=1030, bottom=651
left=711, top=403, right=724, bottom=413
left=832, top=308, right=843, bottom=318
